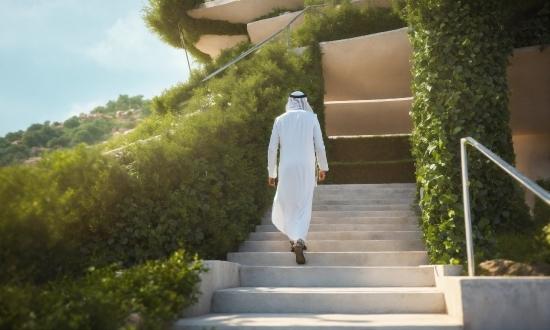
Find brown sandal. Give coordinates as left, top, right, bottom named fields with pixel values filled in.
left=292, top=239, right=306, bottom=264
left=289, top=240, right=307, bottom=252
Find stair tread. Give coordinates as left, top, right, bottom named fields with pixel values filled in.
left=174, top=313, right=462, bottom=329
left=216, top=287, right=441, bottom=293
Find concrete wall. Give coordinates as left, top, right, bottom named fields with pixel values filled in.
left=508, top=47, right=550, bottom=136
left=512, top=134, right=550, bottom=207
left=437, top=275, right=550, bottom=330
left=195, top=34, right=249, bottom=58
left=325, top=98, right=413, bottom=136
left=188, top=0, right=305, bottom=24
left=182, top=261, right=240, bottom=318
left=321, top=28, right=413, bottom=101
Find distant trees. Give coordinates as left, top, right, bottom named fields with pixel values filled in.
left=0, top=95, right=151, bottom=167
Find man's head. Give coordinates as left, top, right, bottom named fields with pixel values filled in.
left=286, top=91, right=313, bottom=112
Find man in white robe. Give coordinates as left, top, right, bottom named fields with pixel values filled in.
left=267, top=91, right=329, bottom=264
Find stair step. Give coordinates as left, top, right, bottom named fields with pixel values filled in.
left=312, top=198, right=414, bottom=205
left=174, top=313, right=463, bottom=330
left=316, top=183, right=416, bottom=189
left=227, top=251, right=429, bottom=266
left=255, top=224, right=421, bottom=232
left=238, top=240, right=425, bottom=252
left=240, top=266, right=435, bottom=287
left=314, top=191, right=415, bottom=199
left=211, top=287, right=445, bottom=314
left=247, top=231, right=422, bottom=241
left=311, top=210, right=418, bottom=217
left=261, top=216, right=419, bottom=225
left=312, top=204, right=413, bottom=211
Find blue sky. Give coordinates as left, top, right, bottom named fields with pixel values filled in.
left=0, top=0, right=192, bottom=136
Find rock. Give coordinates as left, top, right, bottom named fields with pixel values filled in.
left=480, top=259, right=550, bottom=276
left=125, top=312, right=144, bottom=329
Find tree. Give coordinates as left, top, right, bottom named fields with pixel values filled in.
left=64, top=116, right=80, bottom=129
left=22, top=126, right=59, bottom=148
left=4, top=131, right=24, bottom=143
left=0, top=144, right=31, bottom=166
left=71, top=130, right=94, bottom=146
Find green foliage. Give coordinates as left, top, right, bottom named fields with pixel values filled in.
left=505, top=1, right=550, bottom=49
left=142, top=0, right=249, bottom=62
left=0, top=145, right=107, bottom=284
left=151, top=41, right=253, bottom=115
left=291, top=0, right=406, bottom=46
left=252, top=7, right=303, bottom=22
left=328, top=135, right=412, bottom=162
left=0, top=251, right=205, bottom=330
left=402, top=0, right=532, bottom=266
left=64, top=116, right=81, bottom=129
left=327, top=160, right=415, bottom=184
left=534, top=178, right=550, bottom=229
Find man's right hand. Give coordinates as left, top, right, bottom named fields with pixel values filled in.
left=268, top=177, right=276, bottom=186
left=318, top=170, right=326, bottom=181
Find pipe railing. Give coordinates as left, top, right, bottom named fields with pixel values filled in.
left=460, top=137, right=550, bottom=276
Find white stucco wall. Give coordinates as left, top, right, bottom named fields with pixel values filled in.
left=182, top=261, right=240, bottom=318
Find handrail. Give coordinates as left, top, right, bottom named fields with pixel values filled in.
left=201, top=3, right=326, bottom=83
left=460, top=137, right=550, bottom=277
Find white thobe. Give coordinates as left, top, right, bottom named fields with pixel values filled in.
left=267, top=110, right=329, bottom=242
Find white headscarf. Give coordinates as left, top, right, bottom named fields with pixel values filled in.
left=285, top=91, right=314, bottom=112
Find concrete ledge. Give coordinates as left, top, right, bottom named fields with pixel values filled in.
left=325, top=98, right=413, bottom=136
left=434, top=266, right=550, bottom=330
left=188, top=0, right=305, bottom=24
left=182, top=261, right=240, bottom=318
left=195, top=34, right=249, bottom=59
left=247, top=11, right=304, bottom=45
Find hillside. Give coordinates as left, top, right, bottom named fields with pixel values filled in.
left=0, top=94, right=151, bottom=167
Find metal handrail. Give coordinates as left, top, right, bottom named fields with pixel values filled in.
left=460, top=137, right=550, bottom=276
left=201, top=3, right=326, bottom=83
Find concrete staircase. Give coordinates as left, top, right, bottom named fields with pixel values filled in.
left=175, top=184, right=463, bottom=329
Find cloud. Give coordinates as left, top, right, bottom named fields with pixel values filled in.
left=84, top=11, right=191, bottom=74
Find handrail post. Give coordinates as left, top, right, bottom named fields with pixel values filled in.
left=460, top=138, right=476, bottom=277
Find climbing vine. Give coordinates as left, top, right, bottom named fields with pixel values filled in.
left=402, top=0, right=532, bottom=266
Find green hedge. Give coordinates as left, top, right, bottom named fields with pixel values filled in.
left=328, top=135, right=412, bottom=162
left=0, top=251, right=204, bottom=330
left=326, top=160, right=415, bottom=184
left=326, top=135, right=414, bottom=184
left=402, top=0, right=532, bottom=266
left=291, top=0, right=406, bottom=46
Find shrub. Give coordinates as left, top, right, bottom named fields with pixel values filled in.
left=0, top=251, right=205, bottom=330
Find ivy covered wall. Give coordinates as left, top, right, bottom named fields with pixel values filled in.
left=400, top=0, right=535, bottom=266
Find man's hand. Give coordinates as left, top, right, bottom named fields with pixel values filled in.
left=268, top=177, right=276, bottom=186
left=318, top=170, right=326, bottom=182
